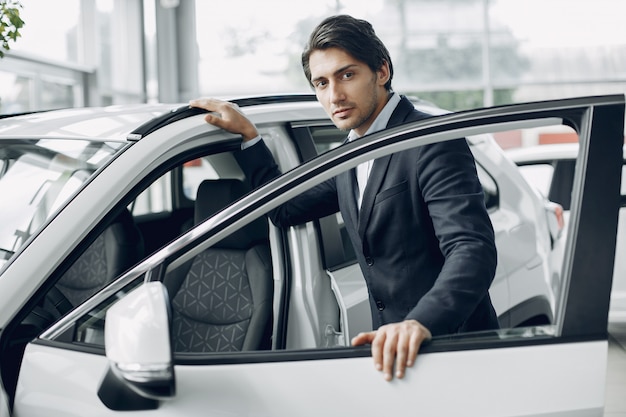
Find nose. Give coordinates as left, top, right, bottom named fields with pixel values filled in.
left=329, top=81, right=345, bottom=104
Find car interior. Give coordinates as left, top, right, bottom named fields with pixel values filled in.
left=163, top=179, right=273, bottom=352
left=55, top=208, right=145, bottom=308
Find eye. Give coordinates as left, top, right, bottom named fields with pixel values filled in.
left=342, top=72, right=354, bottom=80
left=314, top=80, right=327, bottom=89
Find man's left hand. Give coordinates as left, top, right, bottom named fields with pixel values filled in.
left=351, top=319, right=432, bottom=381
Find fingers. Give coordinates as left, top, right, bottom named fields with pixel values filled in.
left=188, top=97, right=259, bottom=141
left=352, top=331, right=392, bottom=378
left=406, top=330, right=420, bottom=367
left=189, top=97, right=229, bottom=111
left=188, top=97, right=223, bottom=114
left=351, top=331, right=376, bottom=346
left=379, top=330, right=397, bottom=381
left=394, top=330, right=409, bottom=378
left=353, top=320, right=431, bottom=382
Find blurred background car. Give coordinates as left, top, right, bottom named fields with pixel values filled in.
left=506, top=143, right=626, bottom=322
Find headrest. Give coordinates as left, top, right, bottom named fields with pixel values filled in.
left=194, top=179, right=268, bottom=250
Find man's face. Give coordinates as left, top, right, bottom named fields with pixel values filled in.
left=308, top=47, right=390, bottom=137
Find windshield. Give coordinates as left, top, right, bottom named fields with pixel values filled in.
left=0, top=138, right=125, bottom=268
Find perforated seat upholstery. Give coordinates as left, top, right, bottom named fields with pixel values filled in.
left=168, top=179, right=273, bottom=352
left=56, top=209, right=144, bottom=307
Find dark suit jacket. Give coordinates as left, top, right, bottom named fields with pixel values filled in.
left=235, top=96, right=499, bottom=336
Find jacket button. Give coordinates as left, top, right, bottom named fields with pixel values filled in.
left=376, top=300, right=385, bottom=311
left=365, top=257, right=374, bottom=266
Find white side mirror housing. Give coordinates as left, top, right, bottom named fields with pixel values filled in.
left=98, top=281, right=175, bottom=410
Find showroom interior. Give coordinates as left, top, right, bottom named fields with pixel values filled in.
left=0, top=1, right=625, bottom=415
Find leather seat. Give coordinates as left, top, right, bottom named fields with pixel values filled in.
left=56, top=209, right=144, bottom=307
left=166, top=179, right=273, bottom=352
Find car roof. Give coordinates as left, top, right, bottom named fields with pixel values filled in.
left=0, top=104, right=178, bottom=142
left=0, top=94, right=455, bottom=143
left=0, top=95, right=325, bottom=142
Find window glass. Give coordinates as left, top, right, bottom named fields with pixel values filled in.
left=182, top=158, right=219, bottom=200
left=0, top=139, right=123, bottom=268
left=302, top=123, right=572, bottom=333
left=40, top=148, right=245, bottom=348
left=131, top=172, right=173, bottom=215
left=309, top=125, right=347, bottom=154
left=305, top=123, right=502, bottom=265
left=73, top=277, right=143, bottom=346
left=131, top=152, right=244, bottom=217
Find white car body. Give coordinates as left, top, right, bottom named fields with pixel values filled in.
left=0, top=94, right=622, bottom=416
left=506, top=143, right=626, bottom=322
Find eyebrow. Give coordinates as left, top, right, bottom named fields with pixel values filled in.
left=311, top=64, right=359, bottom=83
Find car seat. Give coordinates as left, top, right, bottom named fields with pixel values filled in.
left=166, top=179, right=273, bottom=352
left=55, top=209, right=145, bottom=307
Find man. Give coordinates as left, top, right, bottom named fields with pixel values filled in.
left=190, top=14, right=499, bottom=381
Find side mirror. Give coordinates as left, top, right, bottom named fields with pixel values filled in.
left=98, top=281, right=175, bottom=411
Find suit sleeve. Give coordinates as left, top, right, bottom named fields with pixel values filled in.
left=234, top=139, right=340, bottom=228
left=405, top=138, right=498, bottom=335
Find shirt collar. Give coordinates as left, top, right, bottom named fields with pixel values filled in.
left=347, top=92, right=401, bottom=142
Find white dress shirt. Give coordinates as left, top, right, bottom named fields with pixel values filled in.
left=347, top=92, right=401, bottom=208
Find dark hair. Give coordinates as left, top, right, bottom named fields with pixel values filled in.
left=302, top=15, right=394, bottom=91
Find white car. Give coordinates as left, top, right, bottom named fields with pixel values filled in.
left=0, top=94, right=622, bottom=416
left=506, top=143, right=626, bottom=322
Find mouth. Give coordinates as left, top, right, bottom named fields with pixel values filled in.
left=333, top=107, right=353, bottom=119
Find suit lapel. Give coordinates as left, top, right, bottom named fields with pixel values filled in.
left=357, top=155, right=392, bottom=239
left=387, top=96, right=416, bottom=128
left=336, top=167, right=360, bottom=234
left=355, top=96, right=415, bottom=239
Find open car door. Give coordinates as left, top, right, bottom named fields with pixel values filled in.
left=13, top=94, right=625, bottom=417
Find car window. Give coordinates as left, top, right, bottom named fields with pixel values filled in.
left=0, top=139, right=124, bottom=269
left=309, top=124, right=347, bottom=154
left=290, top=123, right=357, bottom=269
left=301, top=123, right=501, bottom=267
left=13, top=145, right=244, bottom=348
left=72, top=276, right=144, bottom=346
left=131, top=153, right=243, bottom=217
left=131, top=172, right=173, bottom=215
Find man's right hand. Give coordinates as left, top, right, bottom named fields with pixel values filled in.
left=352, top=319, right=431, bottom=381
left=189, top=98, right=259, bottom=142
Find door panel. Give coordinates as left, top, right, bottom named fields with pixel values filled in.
left=16, top=340, right=606, bottom=417
left=169, top=342, right=607, bottom=417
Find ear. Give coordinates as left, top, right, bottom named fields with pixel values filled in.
left=376, top=60, right=391, bottom=86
